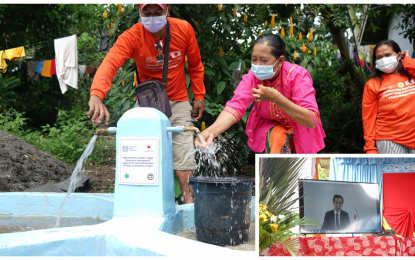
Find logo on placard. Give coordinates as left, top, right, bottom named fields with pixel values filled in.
left=125, top=174, right=129, bottom=179
left=398, top=82, right=404, bottom=88
left=122, top=146, right=128, bottom=152
left=147, top=145, right=150, bottom=149
left=147, top=173, right=154, bottom=180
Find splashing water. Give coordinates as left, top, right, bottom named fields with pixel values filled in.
left=54, top=135, right=98, bottom=228
left=191, top=136, right=225, bottom=178
left=197, top=133, right=206, bottom=146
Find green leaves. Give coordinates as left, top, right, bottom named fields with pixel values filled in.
left=217, top=81, right=226, bottom=95
left=308, top=42, right=315, bottom=50
left=259, top=157, right=306, bottom=216
left=259, top=227, right=274, bottom=254
left=206, top=16, right=216, bottom=24
left=0, top=74, right=20, bottom=110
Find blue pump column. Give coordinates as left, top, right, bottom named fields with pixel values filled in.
left=113, top=107, right=175, bottom=219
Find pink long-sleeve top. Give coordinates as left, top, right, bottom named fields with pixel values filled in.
left=223, top=61, right=326, bottom=154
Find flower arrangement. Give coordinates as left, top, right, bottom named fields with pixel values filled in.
left=259, top=202, right=307, bottom=256
left=259, top=158, right=320, bottom=256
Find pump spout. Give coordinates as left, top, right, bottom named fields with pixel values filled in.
left=183, top=122, right=200, bottom=133
left=95, top=127, right=117, bottom=135
left=95, top=128, right=108, bottom=135
left=183, top=125, right=200, bottom=133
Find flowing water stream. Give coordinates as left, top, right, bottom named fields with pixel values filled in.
left=196, top=133, right=206, bottom=146
left=53, top=135, right=98, bottom=228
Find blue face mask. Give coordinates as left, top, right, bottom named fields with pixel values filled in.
left=251, top=60, right=278, bottom=80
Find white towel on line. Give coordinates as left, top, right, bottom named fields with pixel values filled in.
left=54, top=35, right=78, bottom=94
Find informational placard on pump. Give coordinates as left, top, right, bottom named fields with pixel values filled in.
left=118, top=137, right=159, bottom=185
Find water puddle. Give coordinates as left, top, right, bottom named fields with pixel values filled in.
left=176, top=221, right=255, bottom=251
left=0, top=216, right=106, bottom=234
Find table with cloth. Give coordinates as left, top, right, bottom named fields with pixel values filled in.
left=267, top=236, right=415, bottom=256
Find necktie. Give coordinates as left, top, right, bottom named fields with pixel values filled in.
left=336, top=212, right=340, bottom=230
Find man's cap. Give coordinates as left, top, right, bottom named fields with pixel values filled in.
left=139, top=4, right=168, bottom=9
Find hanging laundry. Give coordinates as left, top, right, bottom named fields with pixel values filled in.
left=358, top=55, right=364, bottom=67
left=78, top=65, right=86, bottom=77
left=35, top=61, right=44, bottom=75
left=27, top=62, right=38, bottom=81
left=54, top=35, right=78, bottom=94
left=0, top=51, right=7, bottom=73
left=41, top=60, right=52, bottom=77
left=345, top=37, right=354, bottom=59
left=353, top=51, right=359, bottom=66
left=20, top=61, right=28, bottom=78
left=363, top=61, right=370, bottom=74
left=86, top=66, right=97, bottom=77
left=3, top=46, right=26, bottom=61
left=50, top=59, right=56, bottom=75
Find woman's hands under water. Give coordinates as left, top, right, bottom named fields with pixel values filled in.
left=194, top=111, right=238, bottom=148
left=194, top=131, right=214, bottom=149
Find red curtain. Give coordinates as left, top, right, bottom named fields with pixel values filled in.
left=383, top=173, right=415, bottom=238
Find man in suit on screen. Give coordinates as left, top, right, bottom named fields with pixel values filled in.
left=321, top=194, right=351, bottom=231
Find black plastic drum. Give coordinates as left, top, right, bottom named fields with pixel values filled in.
left=189, top=176, right=254, bottom=246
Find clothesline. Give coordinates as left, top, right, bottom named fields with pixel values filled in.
left=28, top=60, right=98, bottom=80
left=336, top=51, right=372, bottom=74
left=4, top=54, right=98, bottom=82
left=2, top=35, right=79, bottom=94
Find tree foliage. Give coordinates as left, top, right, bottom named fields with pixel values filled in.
left=387, top=4, right=415, bottom=53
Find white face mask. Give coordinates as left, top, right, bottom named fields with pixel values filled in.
left=140, top=7, right=168, bottom=33
left=251, top=60, right=279, bottom=80
left=375, top=54, right=400, bottom=74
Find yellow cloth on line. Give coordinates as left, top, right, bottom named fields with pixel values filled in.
left=3, top=46, right=26, bottom=61
left=0, top=51, right=7, bottom=73
left=41, top=60, right=52, bottom=77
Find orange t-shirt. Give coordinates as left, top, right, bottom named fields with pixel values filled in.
left=362, top=56, right=415, bottom=153
left=90, top=17, right=205, bottom=101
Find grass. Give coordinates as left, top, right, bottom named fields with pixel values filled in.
left=86, top=136, right=116, bottom=166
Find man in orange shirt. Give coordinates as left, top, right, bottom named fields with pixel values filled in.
left=88, top=4, right=205, bottom=204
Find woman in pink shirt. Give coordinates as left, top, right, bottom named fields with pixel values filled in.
left=195, top=34, right=325, bottom=154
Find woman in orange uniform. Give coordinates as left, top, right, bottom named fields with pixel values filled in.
left=362, top=39, right=415, bottom=154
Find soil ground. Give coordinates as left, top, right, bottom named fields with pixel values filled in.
left=83, top=164, right=116, bottom=193
left=0, top=130, right=73, bottom=192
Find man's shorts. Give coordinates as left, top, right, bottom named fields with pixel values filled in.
left=135, top=100, right=195, bottom=171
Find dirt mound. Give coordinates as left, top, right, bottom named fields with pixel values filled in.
left=0, top=130, right=73, bottom=192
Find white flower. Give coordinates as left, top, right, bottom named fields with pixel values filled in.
left=270, top=216, right=277, bottom=223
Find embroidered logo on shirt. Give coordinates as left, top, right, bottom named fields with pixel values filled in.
left=406, top=79, right=415, bottom=85
left=146, top=57, right=156, bottom=63
left=170, top=51, right=181, bottom=58
left=398, top=82, right=404, bottom=88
